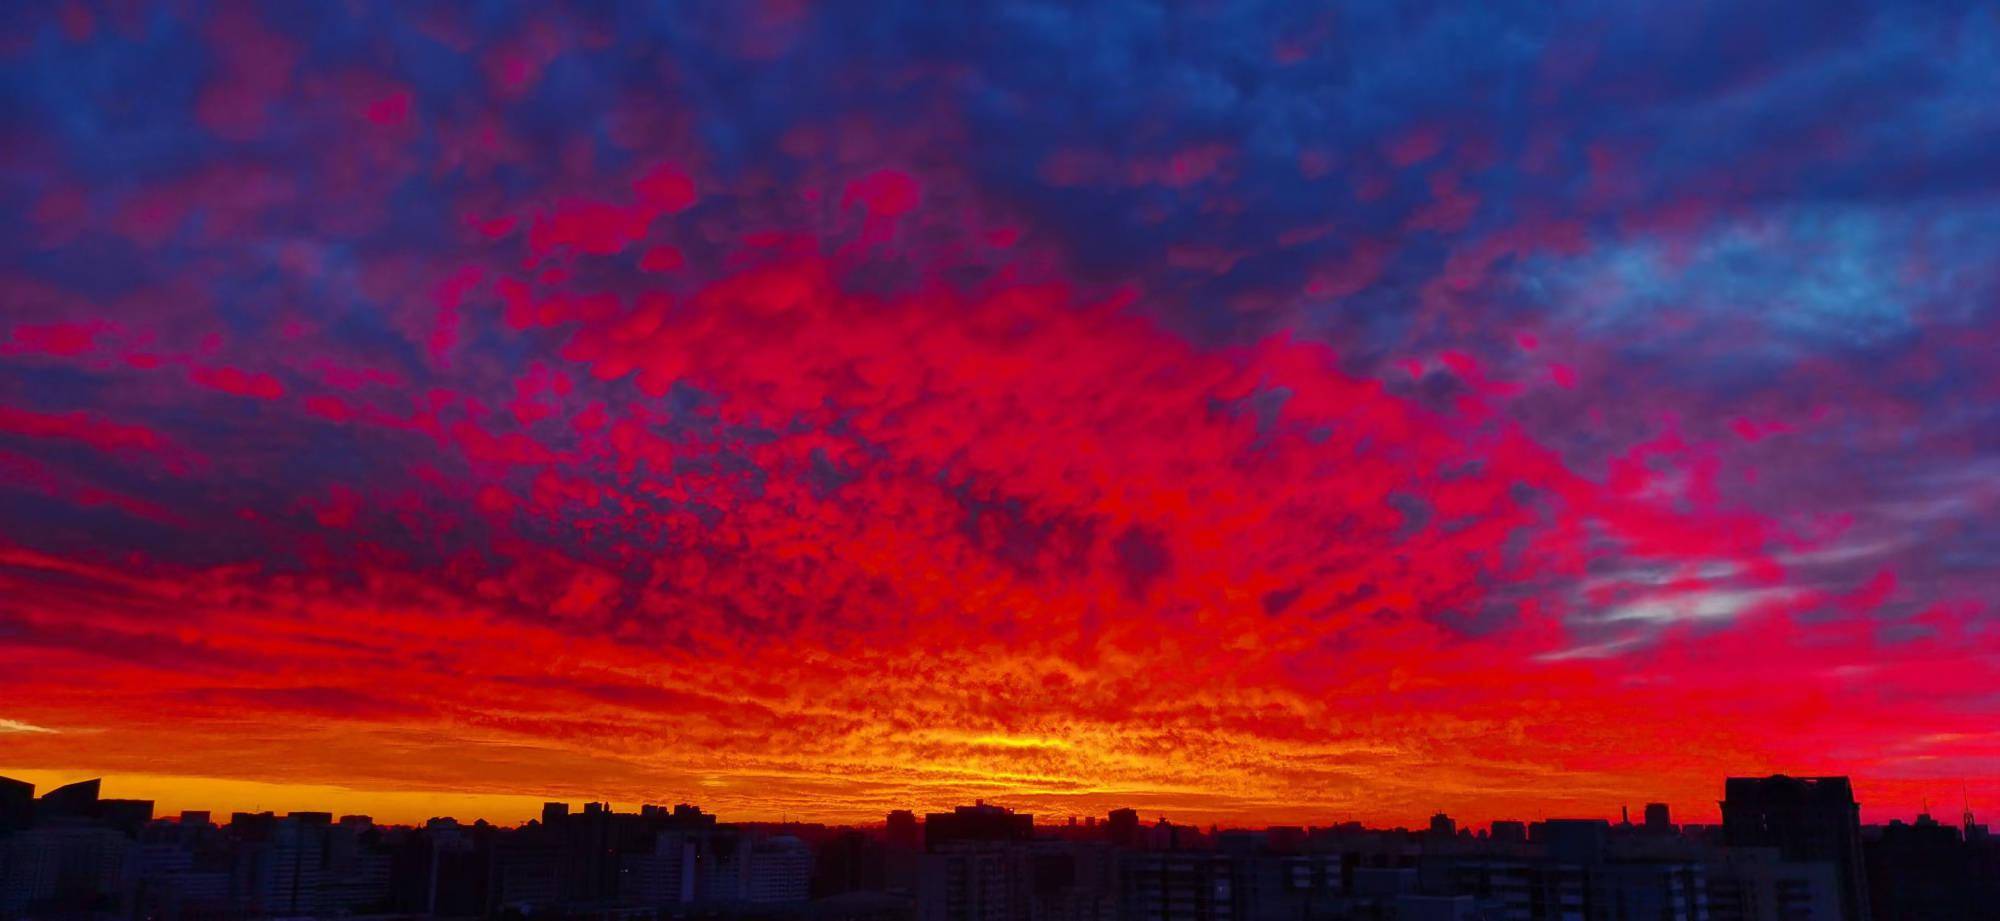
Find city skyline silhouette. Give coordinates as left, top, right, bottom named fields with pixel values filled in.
left=3, top=4, right=1998, bottom=910
left=4, top=771, right=1995, bottom=919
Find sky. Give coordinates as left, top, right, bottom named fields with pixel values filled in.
left=1, top=0, right=1997, bottom=829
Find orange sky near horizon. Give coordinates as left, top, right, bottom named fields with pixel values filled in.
left=1, top=766, right=1987, bottom=831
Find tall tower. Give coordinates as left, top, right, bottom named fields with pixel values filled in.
left=1722, top=775, right=1871, bottom=921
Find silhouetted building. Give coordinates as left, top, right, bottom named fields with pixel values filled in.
left=1427, top=822, right=1710, bottom=921
left=1263, top=826, right=1305, bottom=854
left=230, top=811, right=276, bottom=837
left=1120, top=851, right=1236, bottom=921
left=98, top=799, right=154, bottom=835
left=1865, top=810, right=2000, bottom=921
left=748, top=835, right=813, bottom=902
left=493, top=825, right=563, bottom=912
left=1230, top=848, right=1341, bottom=921
left=616, top=840, right=682, bottom=907
left=7, top=774, right=1995, bottom=921
left=888, top=810, right=921, bottom=850
left=1106, top=809, right=1139, bottom=849
left=927, top=803, right=1033, bottom=851
left=817, top=828, right=890, bottom=897
left=1706, top=847, right=1841, bottom=921
left=2, top=822, right=131, bottom=915
left=913, top=804, right=1043, bottom=921
left=36, top=778, right=101, bottom=822
left=133, top=818, right=234, bottom=919
left=542, top=801, right=570, bottom=825
left=1645, top=803, right=1673, bottom=834
left=919, top=841, right=1028, bottom=921
left=1722, top=775, right=1870, bottom=921
left=265, top=814, right=329, bottom=916
left=0, top=778, right=31, bottom=834
left=1543, top=819, right=1610, bottom=865
left=1026, top=839, right=1117, bottom=921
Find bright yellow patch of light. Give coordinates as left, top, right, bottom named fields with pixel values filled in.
left=964, top=734, right=1072, bottom=750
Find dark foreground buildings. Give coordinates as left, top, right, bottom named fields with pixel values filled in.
left=1719, top=776, right=1871, bottom=921
left=0, top=774, right=1993, bottom=921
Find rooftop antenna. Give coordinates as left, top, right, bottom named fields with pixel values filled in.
left=1966, top=782, right=1976, bottom=833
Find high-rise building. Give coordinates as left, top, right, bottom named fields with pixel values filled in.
left=1645, top=803, right=1673, bottom=834
left=1543, top=819, right=1610, bottom=865
left=927, top=803, right=1034, bottom=851
left=888, top=810, right=921, bottom=850
left=1027, top=840, right=1119, bottom=921
left=257, top=814, right=329, bottom=917
left=1863, top=812, right=1999, bottom=921
left=0, top=827, right=60, bottom=914
left=35, top=778, right=101, bottom=822
left=1706, top=848, right=1841, bottom=921
left=670, top=803, right=718, bottom=827
left=616, top=830, right=694, bottom=906
left=0, top=777, right=32, bottom=833
left=1231, top=850, right=1342, bottom=921
left=98, top=799, right=154, bottom=834
left=748, top=835, right=813, bottom=903
left=1106, top=809, right=1139, bottom=849
left=920, top=842, right=1029, bottom=921
left=1, top=823, right=131, bottom=914
left=1721, top=775, right=1870, bottom=921
left=495, top=826, right=564, bottom=912
left=323, top=822, right=392, bottom=911
left=1120, top=851, right=1236, bottom=921
left=134, top=821, right=233, bottom=919
left=816, top=828, right=890, bottom=897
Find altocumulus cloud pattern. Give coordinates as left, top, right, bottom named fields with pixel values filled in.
left=1, top=0, right=1997, bottom=824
